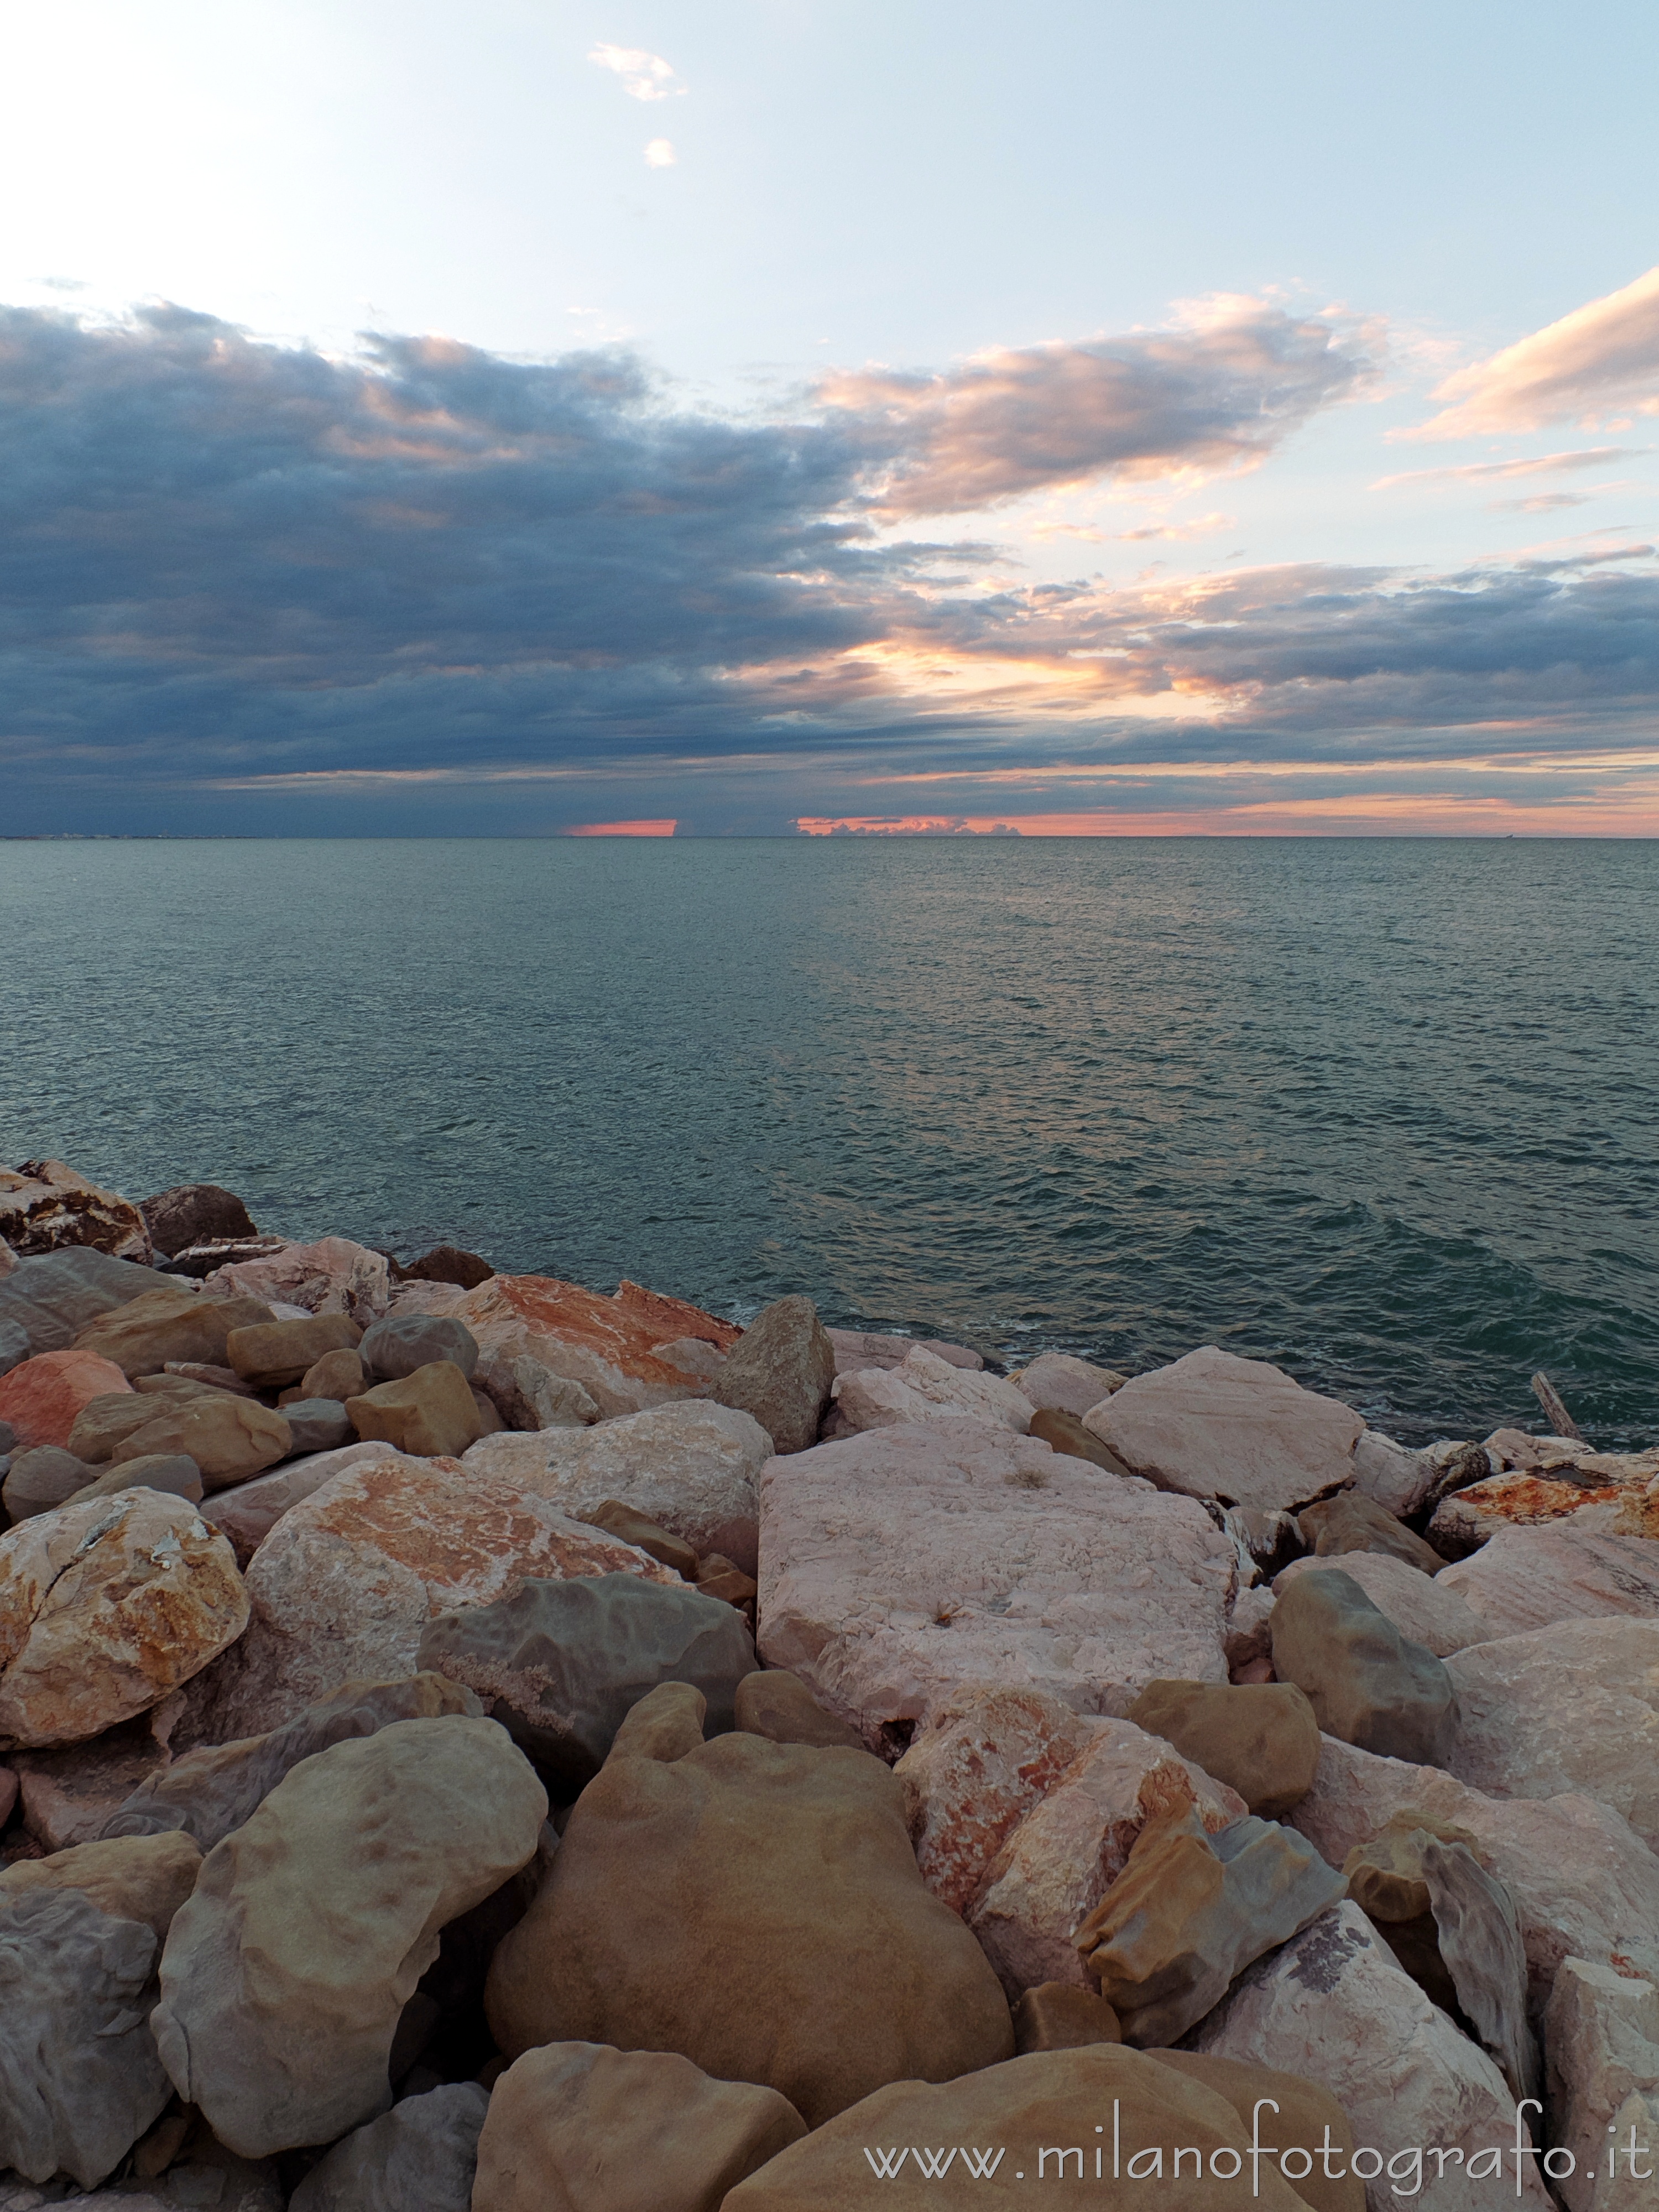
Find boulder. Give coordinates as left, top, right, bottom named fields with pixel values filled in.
left=1083, top=1347, right=1364, bottom=1514
left=1297, top=1491, right=1444, bottom=1575
left=1543, top=1959, right=1659, bottom=2212
left=289, top=2081, right=490, bottom=2212
left=1028, top=1404, right=1138, bottom=1474
left=0, top=1347, right=132, bottom=1449
left=1224, top=1504, right=1305, bottom=1580
left=484, top=1683, right=1014, bottom=2126
left=70, top=1452, right=204, bottom=1506
left=1351, top=1429, right=1436, bottom=1517
left=11, top=1710, right=175, bottom=1849
left=463, top=1400, right=770, bottom=1576
left=394, top=1243, right=497, bottom=1290
left=140, top=1184, right=258, bottom=1258
left=1271, top=1567, right=1458, bottom=1765
left=289, top=1345, right=367, bottom=1402
left=418, top=1572, right=755, bottom=1784
left=75, top=1290, right=276, bottom=1380
left=3, top=1442, right=98, bottom=1520
left=346, top=1360, right=487, bottom=1458
left=612, top=1276, right=742, bottom=1349
left=153, top=1715, right=547, bottom=2157
left=1285, top=1731, right=1659, bottom=2008
left=1013, top=1980, right=1123, bottom=2052
left=102, top=1672, right=483, bottom=1850
left=0, top=1159, right=152, bottom=1262
left=1125, top=1679, right=1321, bottom=1818
left=1014, top=1349, right=1128, bottom=1417
left=0, top=1246, right=169, bottom=1360
left=1188, top=1901, right=1552, bottom=2212
left=0, top=1829, right=201, bottom=1940
left=358, top=1311, right=479, bottom=1383
left=1146, top=2051, right=1365, bottom=2212
left=577, top=1497, right=700, bottom=1577
left=472, top=1348, right=601, bottom=1430
left=0, top=1887, right=174, bottom=2187
left=1444, top=1619, right=1659, bottom=1851
left=110, top=1394, right=292, bottom=1489
left=451, top=1273, right=702, bottom=1418
left=1428, top=1470, right=1639, bottom=1556
left=826, top=1327, right=984, bottom=1374
left=177, top=1452, right=677, bottom=1742
left=199, top=1235, right=391, bottom=1326
left=0, top=1489, right=249, bottom=1750
left=1274, top=1552, right=1487, bottom=1657
left=735, top=1668, right=865, bottom=1750
left=70, top=1385, right=200, bottom=1464
left=705, top=1295, right=836, bottom=1453
left=757, top=1420, right=1235, bottom=1752
left=471, top=2043, right=805, bottom=2212
left=830, top=1344, right=1034, bottom=1437
left=225, top=1312, right=362, bottom=1389
left=1072, top=1804, right=1347, bottom=2045
left=1438, top=1525, right=1659, bottom=1640
left=195, top=1438, right=405, bottom=1564
left=275, top=1397, right=353, bottom=1453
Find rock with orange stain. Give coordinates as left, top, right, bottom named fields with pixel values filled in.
left=179, top=1451, right=680, bottom=1744
left=0, top=1348, right=133, bottom=1451
left=0, top=1490, right=249, bottom=1751
left=0, top=1159, right=152, bottom=1263
left=612, top=1278, right=741, bottom=1350
left=452, top=1274, right=708, bottom=1419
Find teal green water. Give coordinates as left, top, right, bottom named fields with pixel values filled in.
left=2, top=837, right=1653, bottom=1447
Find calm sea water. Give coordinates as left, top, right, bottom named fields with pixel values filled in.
left=2, top=837, right=1654, bottom=1448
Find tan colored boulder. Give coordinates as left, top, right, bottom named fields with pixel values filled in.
left=1126, top=1679, right=1321, bottom=1818
left=1274, top=1551, right=1487, bottom=1657
left=1297, top=1490, right=1444, bottom=1575
left=735, top=1667, right=864, bottom=1750
left=830, top=1344, right=1034, bottom=1436
left=111, top=1393, right=292, bottom=1489
left=70, top=1451, right=204, bottom=1506
left=1014, top=1349, right=1128, bottom=1417
left=1083, top=1346, right=1363, bottom=1514
left=1013, top=1979, right=1122, bottom=2052
left=1438, top=1525, right=1659, bottom=1640
left=472, top=2042, right=806, bottom=2212
left=199, top=1235, right=390, bottom=1326
left=484, top=1683, right=1014, bottom=2126
left=708, top=1294, right=836, bottom=1453
left=0, top=1490, right=249, bottom=1750
left=0, top=1347, right=131, bottom=1449
left=0, top=1829, right=201, bottom=1940
left=10, top=1710, right=174, bottom=1849
left=1146, top=2051, right=1364, bottom=2212
left=578, top=1497, right=700, bottom=1577
left=75, top=1290, right=276, bottom=1379
left=346, top=1359, right=485, bottom=1458
left=452, top=1272, right=702, bottom=1417
left=0, top=1159, right=152, bottom=1262
left=1271, top=1567, right=1458, bottom=1765
left=154, top=1714, right=547, bottom=2157
left=227, top=1312, right=362, bottom=1388
left=291, top=1345, right=367, bottom=1403
left=1028, top=1403, right=1137, bottom=1473
left=69, top=1383, right=200, bottom=1463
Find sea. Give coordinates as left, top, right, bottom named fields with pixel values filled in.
left=2, top=836, right=1654, bottom=1449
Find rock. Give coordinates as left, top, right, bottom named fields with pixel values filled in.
left=178, top=1452, right=677, bottom=1742
left=1438, top=1525, right=1659, bottom=1640
left=826, top=1327, right=984, bottom=1373
left=1421, top=1835, right=1540, bottom=2099
left=1543, top=1959, right=1659, bottom=2212
left=102, top=1671, right=483, bottom=1849
left=1072, top=1804, right=1347, bottom=2045
left=831, top=1344, right=1033, bottom=1437
left=200, top=1235, right=391, bottom=1326
left=1351, top=1428, right=1436, bottom=1517
left=154, top=1715, right=544, bottom=2157
left=1224, top=1505, right=1305, bottom=1580
left=0, top=1829, right=201, bottom=1939
left=472, top=2043, right=805, bottom=2212
left=11, top=1710, right=175, bottom=1849
left=1271, top=1567, right=1458, bottom=1764
left=70, top=1452, right=204, bottom=1506
left=0, top=1347, right=133, bottom=1450
left=225, top=1312, right=362, bottom=1388
left=1274, top=1552, right=1488, bottom=1657
left=418, top=1572, right=755, bottom=1785
left=1285, top=1731, right=1659, bottom=2008
left=1297, top=1491, right=1444, bottom=1575
left=346, top=1360, right=486, bottom=1457
left=3, top=1442, right=98, bottom=1520
left=1027, top=1404, right=1138, bottom=1474
left=1013, top=1980, right=1123, bottom=2051
left=161, top=1233, right=289, bottom=1280
left=1225, top=1583, right=1279, bottom=1675
left=0, top=1159, right=152, bottom=1262
left=109, top=1394, right=293, bottom=1490
left=276, top=1398, right=353, bottom=1454
left=1429, top=1470, right=1634, bottom=1556
left=289, top=2081, right=490, bottom=2212
left=1188, top=1901, right=1552, bottom=2212
left=0, top=1764, right=13, bottom=1823
left=693, top=1551, right=757, bottom=1611
left=155, top=1360, right=259, bottom=1397
left=1083, top=1347, right=1364, bottom=1514
left=758, top=1420, right=1235, bottom=1752
left=704, top=1294, right=835, bottom=1453
left=720, top=2043, right=1313, bottom=2211
left=75, top=1290, right=276, bottom=1380
left=1444, top=1619, right=1659, bottom=1850
left=140, top=1185, right=259, bottom=1258
left=0, top=1887, right=174, bottom=2187
left=577, top=1498, right=700, bottom=1577
left=1125, top=1679, right=1321, bottom=1818
left=0, top=1246, right=170, bottom=1362
left=288, top=1345, right=366, bottom=1402
left=359, top=1311, right=479, bottom=1382
left=0, top=1490, right=248, bottom=1750
left=70, top=1386, right=197, bottom=1463
left=451, top=1272, right=702, bottom=1418
left=484, top=1683, right=1014, bottom=2126
left=195, top=1437, right=404, bottom=1563
left=392, top=1243, right=496, bottom=1290
left=463, top=1400, right=770, bottom=1576
left=472, top=1349, right=601, bottom=1430
left=1147, top=2051, right=1365, bottom=2212
left=735, top=1668, right=865, bottom=1749
left=613, top=1276, right=742, bottom=1350
left=1015, top=1349, right=1129, bottom=1416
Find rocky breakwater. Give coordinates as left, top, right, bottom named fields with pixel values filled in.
left=0, top=1157, right=1657, bottom=2210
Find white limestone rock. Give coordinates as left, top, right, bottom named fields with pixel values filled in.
left=1438, top=1526, right=1659, bottom=1641
left=1542, top=1958, right=1659, bottom=2212
left=1352, top=1429, right=1436, bottom=1517
left=1013, top=1350, right=1128, bottom=1419
left=1274, top=1550, right=1489, bottom=1656
left=830, top=1345, right=1033, bottom=1437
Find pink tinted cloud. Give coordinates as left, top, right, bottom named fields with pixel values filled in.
left=1373, top=447, right=1642, bottom=491
left=1415, top=265, right=1659, bottom=439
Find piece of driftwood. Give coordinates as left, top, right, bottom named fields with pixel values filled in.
left=1531, top=1371, right=1585, bottom=1442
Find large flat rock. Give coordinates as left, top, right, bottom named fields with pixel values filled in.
left=1438, top=1526, right=1659, bottom=1640
left=757, top=1419, right=1235, bottom=1752
left=452, top=1274, right=704, bottom=1418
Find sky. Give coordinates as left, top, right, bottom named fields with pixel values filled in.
left=2, top=0, right=1656, bottom=836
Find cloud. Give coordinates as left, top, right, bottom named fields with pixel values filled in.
left=816, top=296, right=1380, bottom=514
left=644, top=138, right=676, bottom=168
left=1490, top=492, right=1595, bottom=514
left=588, top=44, right=683, bottom=100
left=1374, top=447, right=1644, bottom=491
left=1415, top=265, right=1659, bottom=439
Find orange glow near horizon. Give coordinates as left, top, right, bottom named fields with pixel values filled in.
left=563, top=818, right=678, bottom=836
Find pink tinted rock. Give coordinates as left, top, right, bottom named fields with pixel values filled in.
left=1437, top=1525, right=1659, bottom=1640
left=826, top=1329, right=983, bottom=1374
left=199, top=1237, right=390, bottom=1328
left=757, top=1420, right=1235, bottom=1751
left=0, top=1161, right=152, bottom=1263
left=0, top=1350, right=133, bottom=1452
left=197, top=1441, right=427, bottom=1566
left=829, top=1347, right=1032, bottom=1437
left=451, top=1275, right=702, bottom=1420
left=1014, top=1352, right=1128, bottom=1419
left=1083, top=1345, right=1364, bottom=1515
left=612, top=1278, right=742, bottom=1350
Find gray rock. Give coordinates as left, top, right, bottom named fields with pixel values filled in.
left=418, top=1572, right=757, bottom=1784
left=0, top=1886, right=173, bottom=2187
left=69, top=1452, right=204, bottom=1506
left=140, top=1184, right=258, bottom=1259
left=1297, top=1490, right=1443, bottom=1575
left=1352, top=1428, right=1436, bottom=1517
left=2, top=1442, right=96, bottom=1520
left=0, top=1322, right=25, bottom=1379
left=359, top=1311, right=480, bottom=1382
left=1420, top=1835, right=1540, bottom=2103
left=290, top=2081, right=490, bottom=2212
left=278, top=1397, right=354, bottom=1453
left=0, top=1248, right=171, bottom=1360
left=711, top=1295, right=836, bottom=1454
left=1274, top=1551, right=1488, bottom=1657
left=1271, top=1566, right=1459, bottom=1764
left=0, top=1418, right=15, bottom=1452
